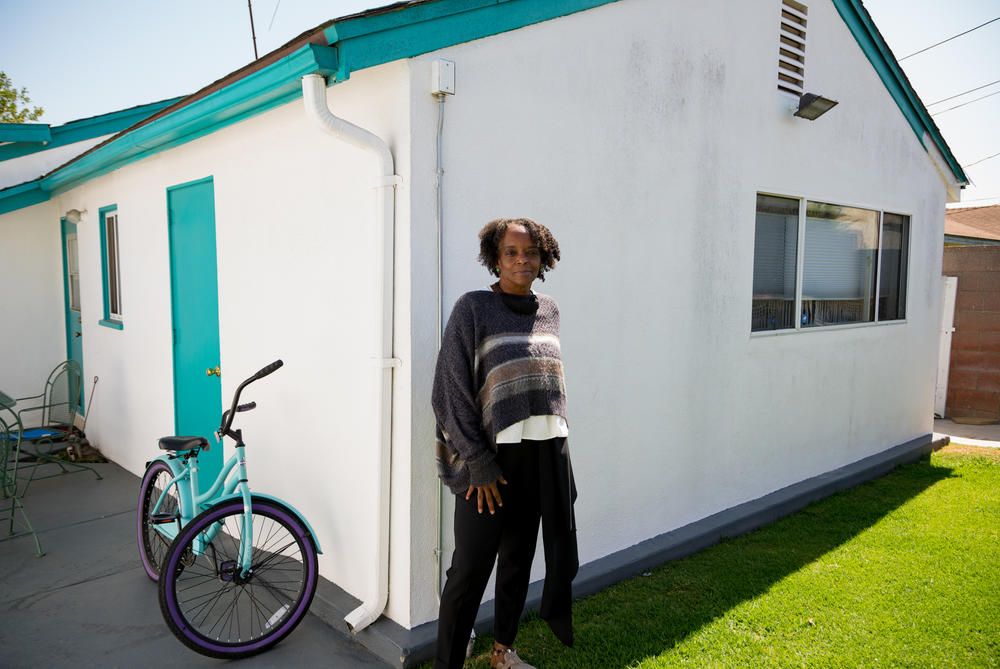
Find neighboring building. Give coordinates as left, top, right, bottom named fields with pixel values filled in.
left=0, top=1, right=968, bottom=665
left=941, top=246, right=1000, bottom=422
left=945, top=204, right=1000, bottom=246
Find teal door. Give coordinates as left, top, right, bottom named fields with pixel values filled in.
left=61, top=218, right=84, bottom=411
left=167, top=177, right=222, bottom=485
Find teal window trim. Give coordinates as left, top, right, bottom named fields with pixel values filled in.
left=98, top=204, right=123, bottom=329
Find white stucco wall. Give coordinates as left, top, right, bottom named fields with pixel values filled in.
left=2, top=0, right=954, bottom=635
left=40, top=61, right=415, bottom=620
left=0, top=200, right=66, bottom=397
left=402, top=0, right=949, bottom=625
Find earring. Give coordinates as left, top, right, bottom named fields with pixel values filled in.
left=493, top=267, right=500, bottom=276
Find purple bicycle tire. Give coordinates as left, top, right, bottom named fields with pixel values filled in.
left=158, top=496, right=318, bottom=658
left=137, top=460, right=178, bottom=582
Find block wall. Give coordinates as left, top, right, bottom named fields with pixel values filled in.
left=943, top=246, right=1000, bottom=420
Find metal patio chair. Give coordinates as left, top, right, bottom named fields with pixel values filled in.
left=0, top=392, right=44, bottom=556
left=11, top=360, right=102, bottom=493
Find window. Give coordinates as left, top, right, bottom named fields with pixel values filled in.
left=66, top=233, right=80, bottom=312
left=99, top=205, right=123, bottom=329
left=878, top=213, right=909, bottom=321
left=752, top=195, right=799, bottom=330
left=752, top=193, right=910, bottom=332
left=801, top=202, right=879, bottom=327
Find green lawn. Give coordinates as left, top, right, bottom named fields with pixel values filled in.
left=455, top=446, right=1000, bottom=668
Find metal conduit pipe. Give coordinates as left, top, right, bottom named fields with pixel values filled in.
left=301, top=73, right=401, bottom=633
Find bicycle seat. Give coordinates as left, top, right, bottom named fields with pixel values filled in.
left=158, top=436, right=209, bottom=452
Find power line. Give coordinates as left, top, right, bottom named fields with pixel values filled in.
left=268, top=0, right=281, bottom=31
left=963, top=152, right=1000, bottom=169
left=899, top=16, right=1000, bottom=61
left=926, top=79, right=1000, bottom=106
left=930, top=89, right=1000, bottom=116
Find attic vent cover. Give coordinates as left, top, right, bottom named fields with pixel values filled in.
left=777, top=0, right=808, bottom=96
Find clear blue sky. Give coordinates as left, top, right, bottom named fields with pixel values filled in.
left=1, top=0, right=997, bottom=206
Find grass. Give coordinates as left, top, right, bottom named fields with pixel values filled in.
left=447, top=446, right=1000, bottom=668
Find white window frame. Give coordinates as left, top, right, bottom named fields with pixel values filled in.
left=752, top=191, right=911, bottom=335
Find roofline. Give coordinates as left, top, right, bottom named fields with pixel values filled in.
left=319, top=0, right=622, bottom=82
left=946, top=203, right=1000, bottom=213
left=944, top=235, right=1000, bottom=246
left=0, top=180, right=47, bottom=216
left=0, top=0, right=970, bottom=214
left=0, top=123, right=51, bottom=144
left=5, top=0, right=622, bottom=201
left=832, top=0, right=968, bottom=187
left=0, top=97, right=185, bottom=162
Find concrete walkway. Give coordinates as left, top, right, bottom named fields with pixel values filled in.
left=933, top=418, right=1000, bottom=448
left=0, top=459, right=390, bottom=668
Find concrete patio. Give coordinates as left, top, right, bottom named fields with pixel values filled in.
left=0, top=458, right=390, bottom=668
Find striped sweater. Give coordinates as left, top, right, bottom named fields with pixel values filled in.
left=432, top=289, right=567, bottom=494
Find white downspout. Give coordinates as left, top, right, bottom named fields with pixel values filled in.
left=301, top=73, right=401, bottom=633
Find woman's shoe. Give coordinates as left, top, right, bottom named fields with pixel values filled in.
left=490, top=647, right=536, bottom=669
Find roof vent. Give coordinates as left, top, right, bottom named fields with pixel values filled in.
left=777, top=0, right=808, bottom=96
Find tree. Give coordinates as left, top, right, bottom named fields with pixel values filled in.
left=0, top=72, right=44, bottom=123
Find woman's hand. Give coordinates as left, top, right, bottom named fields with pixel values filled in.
left=466, top=476, right=508, bottom=514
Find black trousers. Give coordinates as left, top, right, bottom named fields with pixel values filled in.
left=434, top=440, right=547, bottom=669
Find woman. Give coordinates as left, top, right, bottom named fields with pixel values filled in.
left=433, top=218, right=578, bottom=669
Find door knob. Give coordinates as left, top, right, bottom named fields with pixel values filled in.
left=206, top=366, right=221, bottom=377
left=74, top=332, right=81, bottom=338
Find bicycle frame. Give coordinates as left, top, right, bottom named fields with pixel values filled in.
left=145, top=360, right=321, bottom=577
left=149, top=441, right=254, bottom=571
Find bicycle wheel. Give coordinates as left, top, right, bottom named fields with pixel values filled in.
left=158, top=496, right=318, bottom=659
left=137, top=460, right=180, bottom=581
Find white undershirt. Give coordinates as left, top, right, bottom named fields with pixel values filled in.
left=495, top=414, right=569, bottom=443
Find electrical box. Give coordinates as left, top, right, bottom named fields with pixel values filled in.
left=431, top=59, right=455, bottom=95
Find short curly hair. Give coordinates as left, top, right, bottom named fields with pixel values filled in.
left=477, top=218, right=561, bottom=281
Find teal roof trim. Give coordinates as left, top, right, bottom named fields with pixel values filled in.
left=0, top=123, right=52, bottom=144
left=0, top=97, right=184, bottom=162
left=0, top=181, right=49, bottom=216
left=34, top=0, right=618, bottom=196
left=832, top=0, right=967, bottom=185
left=323, top=0, right=622, bottom=82
left=41, top=45, right=338, bottom=195
left=2, top=0, right=963, bottom=214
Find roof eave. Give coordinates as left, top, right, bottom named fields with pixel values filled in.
left=41, top=42, right=339, bottom=195
left=33, top=0, right=625, bottom=197
left=832, top=0, right=969, bottom=191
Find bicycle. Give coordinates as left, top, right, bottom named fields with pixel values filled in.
left=136, top=360, right=322, bottom=658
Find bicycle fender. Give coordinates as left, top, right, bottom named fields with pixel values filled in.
left=146, top=453, right=185, bottom=478
left=212, top=492, right=323, bottom=554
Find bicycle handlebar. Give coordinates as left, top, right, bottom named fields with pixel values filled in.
left=253, top=359, right=284, bottom=381
left=219, top=359, right=283, bottom=438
